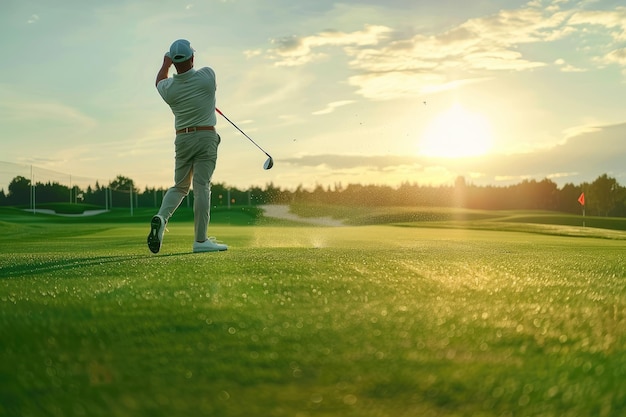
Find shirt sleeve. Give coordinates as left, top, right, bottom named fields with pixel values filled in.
left=156, top=78, right=172, bottom=103
left=199, top=67, right=216, bottom=90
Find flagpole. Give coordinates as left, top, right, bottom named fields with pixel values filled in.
left=582, top=206, right=585, bottom=228
left=578, top=192, right=585, bottom=228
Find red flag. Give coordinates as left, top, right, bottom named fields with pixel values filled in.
left=578, top=192, right=585, bottom=206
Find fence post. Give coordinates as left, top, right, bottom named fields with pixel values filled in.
left=30, top=165, right=36, bottom=213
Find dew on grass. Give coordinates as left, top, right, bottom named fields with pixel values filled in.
left=310, top=393, right=323, bottom=404
left=343, top=394, right=357, bottom=405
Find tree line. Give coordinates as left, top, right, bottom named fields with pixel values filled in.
left=1, top=173, right=624, bottom=217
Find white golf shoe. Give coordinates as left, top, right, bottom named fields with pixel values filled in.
left=193, top=238, right=228, bottom=253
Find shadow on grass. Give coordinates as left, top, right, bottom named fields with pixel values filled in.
left=1, top=252, right=193, bottom=279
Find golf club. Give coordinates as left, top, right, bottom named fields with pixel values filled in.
left=216, top=108, right=274, bottom=170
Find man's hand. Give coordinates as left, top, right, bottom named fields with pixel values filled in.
left=155, top=53, right=173, bottom=87
left=163, top=53, right=173, bottom=67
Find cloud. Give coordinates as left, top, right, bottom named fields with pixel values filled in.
left=568, top=7, right=626, bottom=69
left=0, top=94, right=96, bottom=130
left=244, top=49, right=262, bottom=58
left=312, top=100, right=355, bottom=115
left=477, top=122, right=626, bottom=183
left=604, top=48, right=626, bottom=65
left=555, top=58, right=587, bottom=72
left=348, top=72, right=491, bottom=100
left=569, top=7, right=626, bottom=41
left=254, top=3, right=626, bottom=100
left=27, top=14, right=39, bottom=24
left=265, top=25, right=392, bottom=67
left=458, top=6, right=572, bottom=45
left=281, top=122, right=626, bottom=186
left=283, top=154, right=423, bottom=170
left=344, top=5, right=573, bottom=99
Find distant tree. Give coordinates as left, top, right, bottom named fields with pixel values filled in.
left=37, top=181, right=71, bottom=204
left=7, top=176, right=31, bottom=205
left=137, top=186, right=163, bottom=208
left=5, top=171, right=626, bottom=216
left=589, top=174, right=619, bottom=216
left=535, top=178, right=558, bottom=210
left=264, top=182, right=291, bottom=204
left=107, top=175, right=137, bottom=209
left=558, top=183, right=583, bottom=213
left=82, top=181, right=108, bottom=207
left=212, top=183, right=228, bottom=207
left=311, top=184, right=327, bottom=204
left=611, top=186, right=626, bottom=217
left=109, top=175, right=136, bottom=193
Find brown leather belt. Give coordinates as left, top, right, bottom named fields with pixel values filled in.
left=176, top=126, right=215, bottom=134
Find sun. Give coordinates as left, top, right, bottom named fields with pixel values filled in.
left=419, top=103, right=493, bottom=158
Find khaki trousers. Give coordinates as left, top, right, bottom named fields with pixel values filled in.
left=158, top=130, right=220, bottom=242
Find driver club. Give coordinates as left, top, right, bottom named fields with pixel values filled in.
left=216, top=108, right=274, bottom=170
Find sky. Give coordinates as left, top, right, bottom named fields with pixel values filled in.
left=1, top=0, right=625, bottom=192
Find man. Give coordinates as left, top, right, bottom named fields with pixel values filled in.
left=147, top=39, right=227, bottom=254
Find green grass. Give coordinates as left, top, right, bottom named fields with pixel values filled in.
left=290, top=203, right=626, bottom=236
left=1, top=207, right=625, bottom=416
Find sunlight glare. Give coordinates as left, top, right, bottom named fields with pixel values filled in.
left=419, top=103, right=493, bottom=158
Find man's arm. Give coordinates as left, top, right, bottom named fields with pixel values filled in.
left=155, top=54, right=173, bottom=87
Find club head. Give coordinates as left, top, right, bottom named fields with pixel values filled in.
left=263, top=157, right=274, bottom=170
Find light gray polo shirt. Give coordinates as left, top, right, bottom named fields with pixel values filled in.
left=156, top=67, right=217, bottom=131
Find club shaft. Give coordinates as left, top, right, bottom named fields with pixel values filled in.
left=216, top=108, right=271, bottom=158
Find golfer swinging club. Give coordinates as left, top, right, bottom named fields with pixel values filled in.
left=148, top=39, right=227, bottom=253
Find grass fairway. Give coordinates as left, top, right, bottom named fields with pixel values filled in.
left=1, top=207, right=625, bottom=416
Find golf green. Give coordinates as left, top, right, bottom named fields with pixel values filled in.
left=1, top=209, right=625, bottom=416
